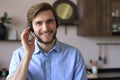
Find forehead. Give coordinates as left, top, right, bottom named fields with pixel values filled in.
left=33, top=10, right=55, bottom=22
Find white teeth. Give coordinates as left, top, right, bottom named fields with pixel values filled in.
left=43, top=32, right=50, bottom=36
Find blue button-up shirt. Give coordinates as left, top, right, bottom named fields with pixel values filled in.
left=7, top=40, right=87, bottom=80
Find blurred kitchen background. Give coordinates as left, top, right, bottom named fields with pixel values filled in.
left=0, top=0, right=120, bottom=79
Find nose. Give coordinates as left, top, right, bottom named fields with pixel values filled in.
left=42, top=23, right=48, bottom=31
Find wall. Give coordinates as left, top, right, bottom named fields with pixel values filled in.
left=0, top=0, right=120, bottom=69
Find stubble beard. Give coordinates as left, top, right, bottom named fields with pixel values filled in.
left=37, top=30, right=57, bottom=44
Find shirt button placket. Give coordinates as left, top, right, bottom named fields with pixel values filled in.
left=45, top=57, right=51, bottom=80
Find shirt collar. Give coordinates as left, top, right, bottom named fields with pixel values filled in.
left=33, top=39, right=61, bottom=54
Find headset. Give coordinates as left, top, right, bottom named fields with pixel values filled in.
left=29, top=23, right=34, bottom=32
left=29, top=23, right=40, bottom=42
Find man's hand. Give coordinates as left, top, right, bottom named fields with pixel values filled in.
left=21, top=27, right=35, bottom=55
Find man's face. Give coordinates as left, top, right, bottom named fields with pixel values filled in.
left=32, top=10, right=57, bottom=44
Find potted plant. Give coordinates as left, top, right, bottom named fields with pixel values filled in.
left=0, top=12, right=12, bottom=40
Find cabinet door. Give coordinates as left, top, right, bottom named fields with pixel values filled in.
left=77, top=0, right=112, bottom=36
left=110, top=0, right=120, bottom=35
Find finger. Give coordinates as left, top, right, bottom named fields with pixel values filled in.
left=21, top=28, right=30, bottom=40
left=21, top=28, right=30, bottom=46
left=31, top=37, right=35, bottom=45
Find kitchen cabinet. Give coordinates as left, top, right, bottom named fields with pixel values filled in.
left=87, top=68, right=120, bottom=80
left=110, top=0, right=120, bottom=35
left=77, top=0, right=120, bottom=36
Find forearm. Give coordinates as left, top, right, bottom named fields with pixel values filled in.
left=7, top=28, right=34, bottom=80
left=9, top=53, right=32, bottom=80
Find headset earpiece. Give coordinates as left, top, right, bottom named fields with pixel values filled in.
left=29, top=23, right=34, bottom=32
left=56, top=19, right=59, bottom=28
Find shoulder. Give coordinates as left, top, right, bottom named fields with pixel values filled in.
left=12, top=47, right=24, bottom=59
left=13, top=47, right=24, bottom=54
left=59, top=41, right=80, bottom=51
left=58, top=41, right=82, bottom=56
left=58, top=41, right=85, bottom=63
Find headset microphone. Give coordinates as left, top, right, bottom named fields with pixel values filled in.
left=29, top=31, right=39, bottom=42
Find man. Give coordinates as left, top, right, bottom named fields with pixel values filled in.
left=6, top=2, right=87, bottom=80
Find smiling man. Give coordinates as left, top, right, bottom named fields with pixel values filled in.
left=6, top=2, right=87, bottom=80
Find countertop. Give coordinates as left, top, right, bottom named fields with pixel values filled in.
left=87, top=68, right=120, bottom=80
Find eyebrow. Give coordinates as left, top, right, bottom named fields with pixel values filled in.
left=35, top=18, right=55, bottom=24
left=47, top=18, right=55, bottom=22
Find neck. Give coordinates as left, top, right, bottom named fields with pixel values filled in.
left=37, top=39, right=56, bottom=53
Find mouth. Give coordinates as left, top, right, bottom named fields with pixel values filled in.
left=43, top=32, right=51, bottom=35
left=41, top=31, right=53, bottom=37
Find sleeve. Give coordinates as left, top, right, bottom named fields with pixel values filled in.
left=74, top=50, right=87, bottom=80
left=6, top=48, right=23, bottom=80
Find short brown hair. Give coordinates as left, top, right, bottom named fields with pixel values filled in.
left=27, top=2, right=58, bottom=27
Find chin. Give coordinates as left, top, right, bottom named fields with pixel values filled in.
left=40, top=37, right=55, bottom=44
left=42, top=40, right=54, bottom=44
left=38, top=33, right=56, bottom=44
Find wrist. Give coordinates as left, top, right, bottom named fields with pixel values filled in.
left=23, top=51, right=33, bottom=60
